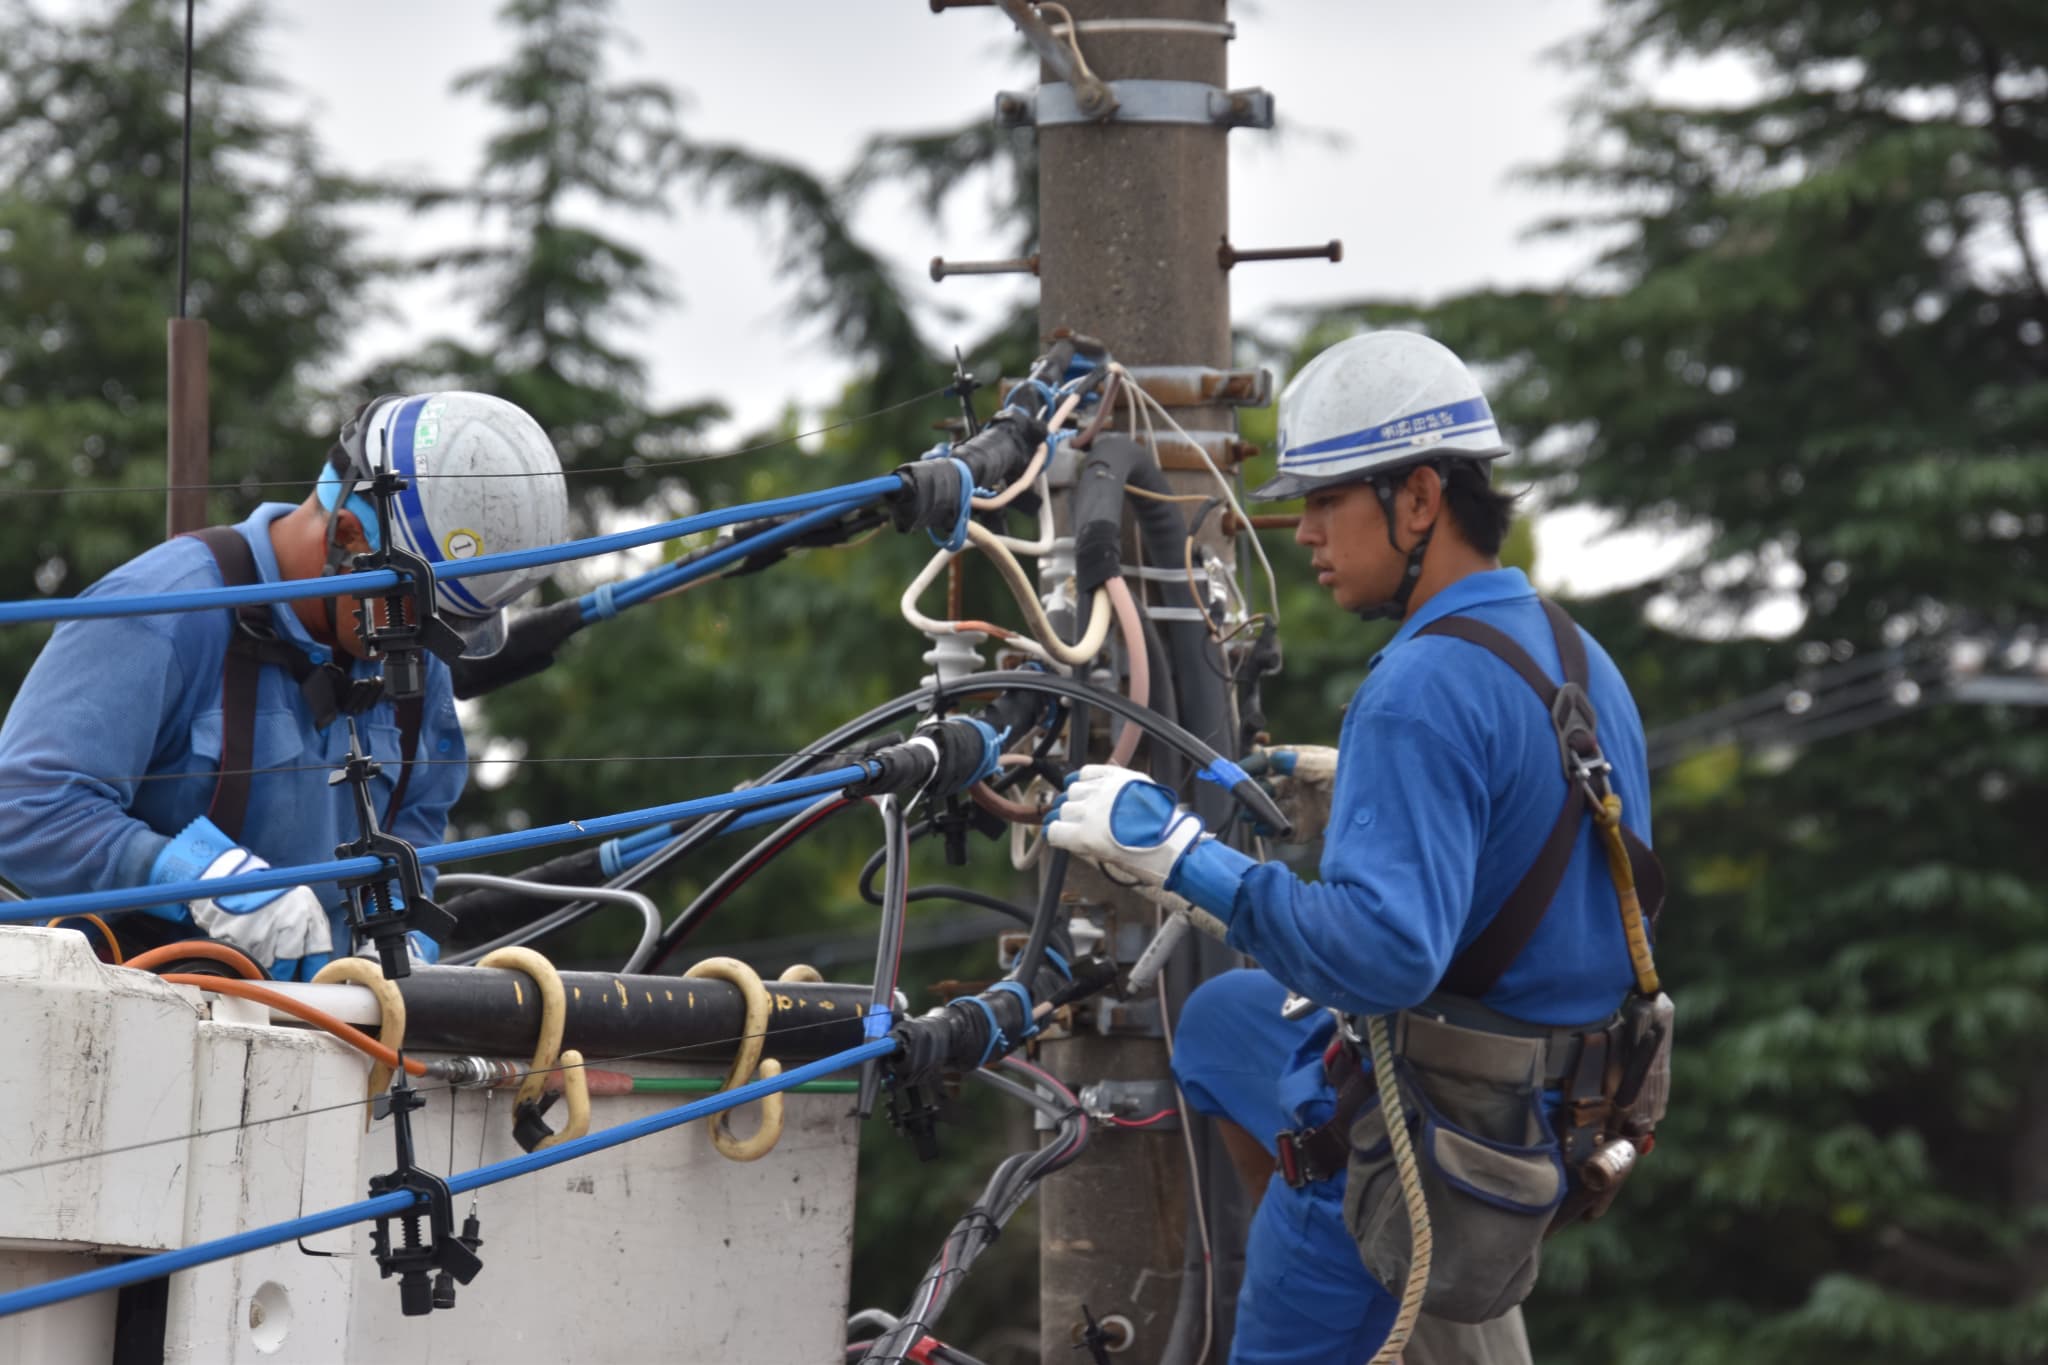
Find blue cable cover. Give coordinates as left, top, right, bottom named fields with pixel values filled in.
left=581, top=495, right=873, bottom=622
left=0, top=477, right=904, bottom=627
left=985, top=979, right=1037, bottom=1040
left=929, top=458, right=974, bottom=554
left=963, top=994, right=1008, bottom=1067
left=1196, top=757, right=1251, bottom=789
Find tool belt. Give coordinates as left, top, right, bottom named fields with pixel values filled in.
left=1275, top=995, right=1672, bottom=1323
left=1272, top=599, right=1675, bottom=1323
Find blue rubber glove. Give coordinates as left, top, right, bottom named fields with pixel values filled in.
left=151, top=817, right=334, bottom=979
left=1043, top=765, right=1257, bottom=920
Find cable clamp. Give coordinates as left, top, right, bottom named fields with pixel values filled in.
left=366, top=1064, right=485, bottom=1315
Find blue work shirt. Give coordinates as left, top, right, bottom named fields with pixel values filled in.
left=1228, top=565, right=1651, bottom=1026
left=0, top=504, right=466, bottom=946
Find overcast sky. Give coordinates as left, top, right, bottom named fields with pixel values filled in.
left=252, top=0, right=1696, bottom=594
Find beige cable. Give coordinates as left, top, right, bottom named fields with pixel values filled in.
left=477, top=947, right=590, bottom=1150
left=312, top=956, right=408, bottom=1123
left=682, top=956, right=787, bottom=1162
left=964, top=522, right=1112, bottom=666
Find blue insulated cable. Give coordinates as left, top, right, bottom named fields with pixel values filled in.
left=0, top=1037, right=896, bottom=1321
left=0, top=765, right=877, bottom=924
left=580, top=495, right=868, bottom=623
left=0, top=478, right=904, bottom=626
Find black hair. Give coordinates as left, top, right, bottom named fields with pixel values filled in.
left=1438, top=458, right=1518, bottom=556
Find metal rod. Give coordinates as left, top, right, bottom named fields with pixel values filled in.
left=1223, top=511, right=1301, bottom=534
left=931, top=253, right=1040, bottom=282
left=1216, top=238, right=1343, bottom=270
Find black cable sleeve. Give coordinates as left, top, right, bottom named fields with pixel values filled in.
left=448, top=597, right=587, bottom=700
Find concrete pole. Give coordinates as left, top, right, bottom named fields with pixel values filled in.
left=1029, top=3, right=1248, bottom=1359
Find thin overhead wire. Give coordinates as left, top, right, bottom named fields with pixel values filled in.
left=0, top=387, right=952, bottom=501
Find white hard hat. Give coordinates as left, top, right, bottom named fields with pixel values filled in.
left=1252, top=331, right=1508, bottom=502
left=321, top=392, right=569, bottom=659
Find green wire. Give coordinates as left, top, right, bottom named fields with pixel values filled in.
left=629, top=1077, right=859, bottom=1094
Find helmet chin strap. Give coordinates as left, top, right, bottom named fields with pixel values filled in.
left=1353, top=476, right=1436, bottom=624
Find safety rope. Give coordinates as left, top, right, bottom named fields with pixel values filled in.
left=1593, top=793, right=1661, bottom=995
left=1365, top=1014, right=1431, bottom=1365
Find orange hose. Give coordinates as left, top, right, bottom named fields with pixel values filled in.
left=160, top=973, right=429, bottom=1078
left=45, top=915, right=124, bottom=964
left=126, top=940, right=266, bottom=980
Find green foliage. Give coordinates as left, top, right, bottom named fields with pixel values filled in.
left=0, top=0, right=377, bottom=690
left=1283, top=3, right=2048, bottom=1358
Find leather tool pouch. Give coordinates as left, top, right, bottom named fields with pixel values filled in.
left=1340, top=1012, right=1566, bottom=1324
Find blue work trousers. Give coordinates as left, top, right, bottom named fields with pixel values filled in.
left=1172, top=968, right=1396, bottom=1364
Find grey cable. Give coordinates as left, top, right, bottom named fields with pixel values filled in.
left=436, top=873, right=660, bottom=972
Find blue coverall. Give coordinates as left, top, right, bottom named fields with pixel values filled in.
left=1170, top=567, right=1652, bottom=1363
left=0, top=504, right=467, bottom=954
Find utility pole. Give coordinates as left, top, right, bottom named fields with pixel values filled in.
left=1028, top=9, right=1243, bottom=1360
left=926, top=2, right=1320, bottom=1358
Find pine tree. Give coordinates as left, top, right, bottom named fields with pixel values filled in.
left=1289, top=4, right=2048, bottom=1359
left=0, top=0, right=378, bottom=690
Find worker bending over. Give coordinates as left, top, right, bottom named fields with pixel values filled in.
left=0, top=393, right=568, bottom=978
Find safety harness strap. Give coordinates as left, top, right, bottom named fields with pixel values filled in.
left=186, top=527, right=422, bottom=841
left=1417, top=600, right=1663, bottom=998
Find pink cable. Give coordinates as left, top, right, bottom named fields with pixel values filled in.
left=1105, top=575, right=1149, bottom=767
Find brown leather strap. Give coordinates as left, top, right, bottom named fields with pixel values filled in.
left=1277, top=1042, right=1376, bottom=1188
left=1417, top=600, right=1594, bottom=998
left=186, top=528, right=265, bottom=843
left=184, top=526, right=425, bottom=841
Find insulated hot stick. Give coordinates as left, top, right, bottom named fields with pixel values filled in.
left=451, top=498, right=887, bottom=700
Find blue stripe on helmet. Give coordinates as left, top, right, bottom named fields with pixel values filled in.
left=388, top=396, right=493, bottom=616
left=1283, top=417, right=1501, bottom=470
left=1282, top=395, right=1495, bottom=461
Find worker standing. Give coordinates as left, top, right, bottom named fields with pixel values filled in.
left=0, top=392, right=568, bottom=978
left=1047, top=332, right=1670, bottom=1364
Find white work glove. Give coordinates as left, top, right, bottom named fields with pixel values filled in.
left=1245, top=744, right=1338, bottom=843
left=188, top=850, right=334, bottom=981
left=1043, top=764, right=1206, bottom=894
left=151, top=816, right=333, bottom=980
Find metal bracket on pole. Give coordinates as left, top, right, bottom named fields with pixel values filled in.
left=996, top=80, right=1275, bottom=130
